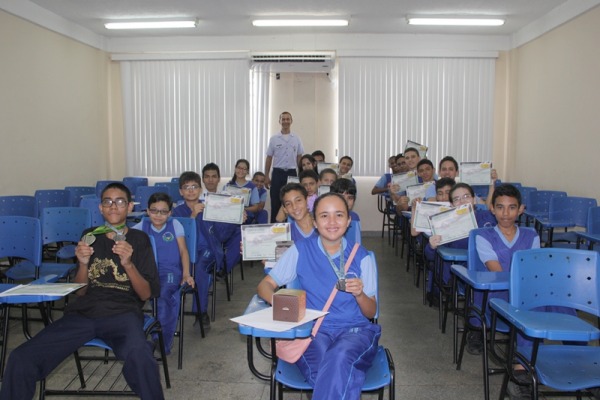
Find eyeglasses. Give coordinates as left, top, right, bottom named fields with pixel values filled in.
left=452, top=193, right=473, bottom=203
left=236, top=166, right=249, bottom=171
left=182, top=184, right=200, bottom=191
left=148, top=208, right=170, bottom=216
left=101, top=198, right=129, bottom=208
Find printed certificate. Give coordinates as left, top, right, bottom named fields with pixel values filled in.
left=317, top=162, right=338, bottom=173
left=405, top=140, right=428, bottom=159
left=287, top=176, right=300, bottom=184
left=429, top=203, right=477, bottom=245
left=241, top=223, right=292, bottom=261
left=0, top=283, right=86, bottom=297
left=413, top=201, right=452, bottom=233
left=391, top=171, right=418, bottom=194
left=203, top=193, right=245, bottom=224
left=460, top=162, right=492, bottom=185
left=406, top=182, right=434, bottom=203
left=223, top=185, right=251, bottom=207
left=318, top=185, right=330, bottom=196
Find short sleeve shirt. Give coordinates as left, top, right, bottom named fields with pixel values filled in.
left=266, top=132, right=304, bottom=169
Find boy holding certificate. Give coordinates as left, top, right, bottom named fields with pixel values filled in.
left=252, top=172, right=269, bottom=224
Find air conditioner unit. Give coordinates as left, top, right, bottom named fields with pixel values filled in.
left=250, top=52, right=335, bottom=73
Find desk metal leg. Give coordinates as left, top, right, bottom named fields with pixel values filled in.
left=245, top=336, right=270, bottom=381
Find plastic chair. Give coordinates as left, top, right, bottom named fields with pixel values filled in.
left=433, top=246, right=467, bottom=333
left=95, top=180, right=121, bottom=198
left=134, top=186, right=164, bottom=212
left=576, top=206, right=600, bottom=250
left=517, top=186, right=537, bottom=225
left=154, top=181, right=183, bottom=203
left=489, top=248, right=600, bottom=400
left=1, top=216, right=44, bottom=281
left=79, top=196, right=104, bottom=227
left=472, top=185, right=490, bottom=200
left=171, top=217, right=204, bottom=369
left=0, top=195, right=36, bottom=217
left=535, top=196, right=597, bottom=247
left=523, top=190, right=567, bottom=226
left=34, top=189, right=70, bottom=217
left=64, top=186, right=95, bottom=207
left=122, top=177, right=148, bottom=199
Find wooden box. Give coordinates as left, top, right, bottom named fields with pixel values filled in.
left=273, top=289, right=306, bottom=322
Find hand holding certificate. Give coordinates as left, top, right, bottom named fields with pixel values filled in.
left=241, top=223, right=292, bottom=261
left=460, top=162, right=492, bottom=185
left=203, top=193, right=245, bottom=224
left=317, top=162, right=338, bottom=173
left=223, top=185, right=251, bottom=207
left=391, top=171, right=418, bottom=194
left=429, top=203, right=478, bottom=245
left=406, top=182, right=434, bottom=203
left=413, top=201, right=452, bottom=233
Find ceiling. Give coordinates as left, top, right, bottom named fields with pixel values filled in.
left=17, top=0, right=574, bottom=38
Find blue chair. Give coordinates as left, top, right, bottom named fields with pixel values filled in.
left=134, top=186, right=164, bottom=212
left=95, top=180, right=121, bottom=198
left=517, top=186, right=537, bottom=225
left=523, top=190, right=567, bottom=226
left=535, top=196, right=597, bottom=247
left=0, top=195, right=36, bottom=217
left=1, top=216, right=44, bottom=281
left=34, top=189, right=70, bottom=217
left=79, top=196, right=104, bottom=227
left=154, top=181, right=183, bottom=203
left=489, top=248, right=600, bottom=400
left=170, top=177, right=180, bottom=185
left=472, top=185, right=490, bottom=200
left=64, top=186, right=95, bottom=207
left=434, top=246, right=467, bottom=333
left=576, top=206, right=600, bottom=250
left=122, top=177, right=148, bottom=199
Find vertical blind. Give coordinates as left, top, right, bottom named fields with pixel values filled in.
left=338, top=57, right=496, bottom=176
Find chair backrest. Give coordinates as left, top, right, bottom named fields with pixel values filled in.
left=34, top=189, right=71, bottom=217
left=587, top=206, right=600, bottom=235
left=155, top=182, right=183, bottom=203
left=467, top=227, right=538, bottom=272
left=64, top=186, right=95, bottom=207
left=172, top=217, right=197, bottom=265
left=95, top=180, right=122, bottom=198
left=0, top=216, right=42, bottom=266
left=123, top=177, right=149, bottom=198
left=41, top=207, right=92, bottom=246
left=134, top=186, right=165, bottom=212
left=503, top=182, right=522, bottom=192
left=509, top=248, right=600, bottom=317
left=526, top=190, right=567, bottom=214
left=0, top=195, right=36, bottom=217
left=471, top=185, right=490, bottom=200
left=79, top=196, right=105, bottom=226
left=171, top=177, right=180, bottom=185
left=518, top=186, right=537, bottom=210
left=548, top=196, right=597, bottom=228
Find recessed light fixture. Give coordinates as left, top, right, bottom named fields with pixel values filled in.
left=407, top=17, right=504, bottom=26
left=252, top=19, right=349, bottom=27
left=105, top=20, right=197, bottom=30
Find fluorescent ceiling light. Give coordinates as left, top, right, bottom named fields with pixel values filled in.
left=105, top=20, right=197, bottom=30
left=252, top=19, right=348, bottom=27
left=407, top=17, right=504, bottom=26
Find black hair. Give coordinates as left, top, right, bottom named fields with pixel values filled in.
left=435, top=178, right=456, bottom=191
left=311, top=150, right=325, bottom=160
left=417, top=159, right=434, bottom=169
left=395, top=153, right=404, bottom=160
left=319, top=168, right=338, bottom=181
left=298, top=154, right=317, bottom=171
left=312, top=192, right=350, bottom=220
left=404, top=147, right=420, bottom=157
left=330, top=178, right=357, bottom=196
left=279, top=183, right=308, bottom=202
left=252, top=171, right=265, bottom=179
left=178, top=171, right=201, bottom=189
left=299, top=169, right=319, bottom=183
left=202, top=163, right=220, bottom=178
left=339, top=155, right=354, bottom=166
left=439, top=156, right=459, bottom=171
left=147, top=192, right=173, bottom=210
left=492, top=184, right=523, bottom=206
left=229, top=159, right=250, bottom=185
left=101, top=182, right=132, bottom=202
left=449, top=183, right=475, bottom=203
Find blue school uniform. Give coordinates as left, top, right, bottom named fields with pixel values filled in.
left=290, top=219, right=318, bottom=242
left=346, top=211, right=362, bottom=245
left=256, top=187, right=269, bottom=224
left=269, top=237, right=380, bottom=399
left=227, top=180, right=261, bottom=224
left=137, top=219, right=182, bottom=354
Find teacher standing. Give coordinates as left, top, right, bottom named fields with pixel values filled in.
left=264, top=111, right=304, bottom=223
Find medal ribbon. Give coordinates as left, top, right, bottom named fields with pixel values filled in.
left=324, top=244, right=345, bottom=280
left=86, top=223, right=126, bottom=237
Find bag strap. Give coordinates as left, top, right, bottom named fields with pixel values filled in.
left=310, top=243, right=360, bottom=337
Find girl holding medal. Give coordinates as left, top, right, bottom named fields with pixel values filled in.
left=133, top=192, right=194, bottom=355
left=258, top=193, right=381, bottom=400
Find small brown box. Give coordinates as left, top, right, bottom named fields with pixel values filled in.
left=273, top=289, right=306, bottom=322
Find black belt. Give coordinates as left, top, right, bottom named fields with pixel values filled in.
left=274, top=168, right=296, bottom=172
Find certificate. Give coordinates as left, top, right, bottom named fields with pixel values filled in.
left=287, top=176, right=300, bottom=184
left=340, top=173, right=353, bottom=180
left=391, top=171, right=418, bottom=193
left=241, top=223, right=292, bottom=261
left=223, top=185, right=251, bottom=207
left=317, top=162, right=338, bottom=173
left=413, top=201, right=452, bottom=233
left=406, top=182, right=434, bottom=203
left=0, top=283, right=86, bottom=297
left=203, top=193, right=245, bottom=224
left=429, top=203, right=478, bottom=245
left=460, top=162, right=492, bottom=185
left=405, top=140, right=428, bottom=159
left=318, top=185, right=330, bottom=196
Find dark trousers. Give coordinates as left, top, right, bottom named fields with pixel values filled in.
left=0, top=312, right=164, bottom=400
left=270, top=168, right=298, bottom=223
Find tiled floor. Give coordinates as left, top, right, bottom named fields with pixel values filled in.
left=2, top=235, right=588, bottom=399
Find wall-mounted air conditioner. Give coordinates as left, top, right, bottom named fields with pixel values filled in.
left=250, top=51, right=335, bottom=73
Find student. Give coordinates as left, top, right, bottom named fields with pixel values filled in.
left=403, top=147, right=421, bottom=171
left=395, top=153, right=410, bottom=173
left=226, top=159, right=261, bottom=223
left=298, top=154, right=318, bottom=172
left=319, top=168, right=338, bottom=186
left=331, top=178, right=362, bottom=244
left=258, top=193, right=380, bottom=400
left=338, top=156, right=356, bottom=184
left=424, top=156, right=459, bottom=200
left=133, top=192, right=195, bottom=355
left=371, top=155, right=401, bottom=195
left=311, top=150, right=326, bottom=163
left=410, top=177, right=455, bottom=238
left=251, top=171, right=269, bottom=224
left=0, top=183, right=164, bottom=400
left=276, top=183, right=317, bottom=241
left=299, top=169, right=319, bottom=212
